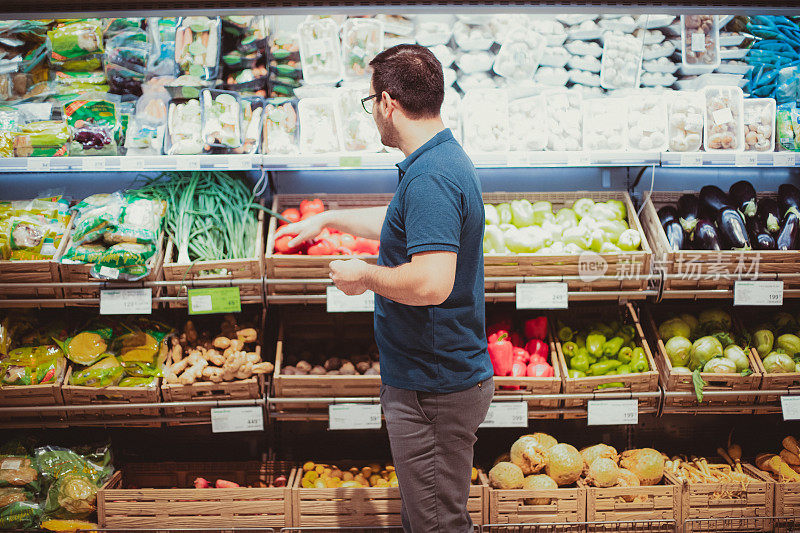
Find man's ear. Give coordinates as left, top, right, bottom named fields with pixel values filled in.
left=381, top=90, right=395, bottom=116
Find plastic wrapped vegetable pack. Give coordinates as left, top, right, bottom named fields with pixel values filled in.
left=704, top=85, right=744, bottom=151
left=600, top=31, right=642, bottom=89
left=35, top=444, right=112, bottom=520
left=627, top=92, right=668, bottom=151
left=63, top=93, right=120, bottom=156
left=777, top=102, right=800, bottom=152
left=104, top=29, right=149, bottom=96
left=262, top=98, right=298, bottom=154
left=508, top=95, right=548, bottom=152
left=201, top=90, right=242, bottom=150
left=546, top=90, right=582, bottom=151
left=175, top=17, right=221, bottom=81
left=47, top=21, right=104, bottom=65
left=298, top=97, right=341, bottom=154
left=166, top=98, right=203, bottom=155
left=493, top=28, right=546, bottom=80
left=341, top=18, right=383, bottom=80
left=742, top=98, right=775, bottom=152
left=124, top=78, right=170, bottom=155
left=335, top=85, right=382, bottom=152
left=0, top=453, right=42, bottom=529
left=0, top=196, right=70, bottom=261
left=668, top=92, right=704, bottom=152
left=583, top=98, right=628, bottom=151
left=234, top=97, right=263, bottom=154
left=13, top=120, right=70, bottom=158
left=298, top=18, right=343, bottom=85
left=462, top=89, right=509, bottom=153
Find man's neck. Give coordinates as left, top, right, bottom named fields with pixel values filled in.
left=397, top=118, right=447, bottom=157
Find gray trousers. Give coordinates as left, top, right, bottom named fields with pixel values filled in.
left=380, top=378, right=494, bottom=533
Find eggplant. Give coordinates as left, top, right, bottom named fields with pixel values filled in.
left=663, top=220, right=685, bottom=251
left=716, top=206, right=752, bottom=250
left=658, top=205, right=678, bottom=227
left=747, top=217, right=777, bottom=250
left=777, top=207, right=800, bottom=250
left=729, top=180, right=757, bottom=219
left=699, top=185, right=730, bottom=218
left=677, top=194, right=699, bottom=235
left=693, top=219, right=722, bottom=251
left=778, top=184, right=800, bottom=216
left=756, top=198, right=781, bottom=235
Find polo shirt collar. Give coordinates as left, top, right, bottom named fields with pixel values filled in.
left=396, top=128, right=454, bottom=178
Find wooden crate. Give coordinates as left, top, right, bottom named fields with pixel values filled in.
left=265, top=193, right=390, bottom=295
left=0, top=214, right=72, bottom=304
left=666, top=463, right=773, bottom=532
left=0, top=366, right=68, bottom=427
left=639, top=191, right=800, bottom=291
left=60, top=337, right=167, bottom=427
left=581, top=477, right=681, bottom=525
left=488, top=481, right=586, bottom=527
left=99, top=461, right=295, bottom=528
left=771, top=478, right=800, bottom=518
left=292, top=463, right=486, bottom=527
left=552, top=303, right=660, bottom=419
left=273, top=309, right=380, bottom=412
left=482, top=191, right=652, bottom=293
left=641, top=304, right=761, bottom=414
left=162, top=208, right=265, bottom=307
left=161, top=345, right=264, bottom=425
left=58, top=230, right=165, bottom=305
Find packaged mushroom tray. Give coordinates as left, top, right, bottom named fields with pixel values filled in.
left=704, top=85, right=744, bottom=152
left=161, top=314, right=272, bottom=421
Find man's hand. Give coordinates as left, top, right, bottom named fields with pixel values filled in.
left=330, top=258, right=370, bottom=295
left=275, top=212, right=329, bottom=248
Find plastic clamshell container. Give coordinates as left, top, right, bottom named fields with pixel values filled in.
left=742, top=97, right=776, bottom=152
left=453, top=21, right=495, bottom=51
left=529, top=19, right=567, bottom=47
left=175, top=16, right=222, bottom=82
left=262, top=97, right=299, bottom=155
left=598, top=15, right=636, bottom=33
left=415, top=20, right=453, bottom=47
left=493, top=28, right=546, bottom=80
left=565, top=40, right=602, bottom=58
left=633, top=28, right=665, bottom=45
left=680, top=15, right=721, bottom=74
left=719, top=32, right=746, bottom=47
left=600, top=31, right=643, bottom=90
left=627, top=91, right=669, bottom=151
left=441, top=90, right=462, bottom=144
left=341, top=18, right=384, bottom=81
left=239, top=96, right=264, bottom=154
left=567, top=54, right=601, bottom=73
left=540, top=47, right=570, bottom=68
left=582, top=97, right=628, bottom=151
left=642, top=41, right=675, bottom=61
left=545, top=89, right=582, bottom=151
left=535, top=66, right=569, bottom=87
left=164, top=98, right=203, bottom=155
left=333, top=84, right=382, bottom=153
left=298, top=18, right=344, bottom=85
left=667, top=91, right=705, bottom=152
left=569, top=69, right=601, bottom=87
left=508, top=95, right=548, bottom=152
left=568, top=20, right=602, bottom=41
left=641, top=72, right=677, bottom=87
left=297, top=97, right=343, bottom=154
left=462, top=89, right=509, bottom=153
left=703, top=85, right=745, bottom=152
left=429, top=44, right=454, bottom=68
left=200, top=88, right=243, bottom=149
left=456, top=51, right=495, bottom=74
left=643, top=58, right=678, bottom=74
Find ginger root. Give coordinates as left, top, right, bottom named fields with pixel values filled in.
left=202, top=366, right=225, bottom=383
left=784, top=436, right=800, bottom=455
left=205, top=349, right=226, bottom=366
left=213, top=337, right=231, bottom=350
left=236, top=328, right=258, bottom=343
left=252, top=362, right=273, bottom=374
left=245, top=352, right=261, bottom=365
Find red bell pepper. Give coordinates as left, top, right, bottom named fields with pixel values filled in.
left=487, top=332, right=514, bottom=377
left=524, top=316, right=548, bottom=341
left=513, top=347, right=530, bottom=364
left=487, top=318, right=513, bottom=339
left=526, top=362, right=554, bottom=378
left=488, top=330, right=507, bottom=345
left=279, top=208, right=301, bottom=226
left=194, top=477, right=210, bottom=488
left=525, top=339, right=549, bottom=363
left=300, top=198, right=325, bottom=216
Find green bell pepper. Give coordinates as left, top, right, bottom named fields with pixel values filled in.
left=630, top=347, right=649, bottom=373
left=598, top=382, right=625, bottom=389
left=617, top=346, right=633, bottom=364
left=618, top=324, right=636, bottom=344
left=575, top=335, right=586, bottom=348
left=602, top=336, right=625, bottom=358
left=570, top=353, right=591, bottom=373
left=511, top=199, right=535, bottom=227
left=588, top=359, right=622, bottom=376
left=496, top=203, right=513, bottom=225
left=562, top=341, right=579, bottom=359
left=568, top=369, right=586, bottom=378
left=586, top=334, right=606, bottom=358
left=615, top=364, right=632, bottom=375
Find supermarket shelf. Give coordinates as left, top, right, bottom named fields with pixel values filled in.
left=0, top=398, right=265, bottom=414
left=0, top=154, right=260, bottom=173
left=660, top=151, right=798, bottom=167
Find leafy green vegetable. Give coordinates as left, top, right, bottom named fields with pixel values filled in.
left=692, top=368, right=707, bottom=402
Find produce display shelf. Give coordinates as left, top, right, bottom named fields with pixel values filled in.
left=1, top=154, right=261, bottom=172
left=660, top=152, right=798, bottom=167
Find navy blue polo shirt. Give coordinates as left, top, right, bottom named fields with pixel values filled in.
left=374, top=128, right=492, bottom=394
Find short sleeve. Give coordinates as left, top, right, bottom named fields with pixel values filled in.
left=403, top=174, right=463, bottom=256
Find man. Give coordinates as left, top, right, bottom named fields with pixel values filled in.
left=275, top=44, right=493, bottom=532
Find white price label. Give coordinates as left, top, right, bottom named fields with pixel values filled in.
left=82, top=158, right=107, bottom=171
left=712, top=108, right=734, bottom=125
left=176, top=158, right=200, bottom=171
left=735, top=153, right=758, bottom=167
left=0, top=458, right=22, bottom=470
left=100, top=288, right=152, bottom=315
left=516, top=283, right=568, bottom=309
left=326, top=286, right=375, bottom=313
left=190, top=294, right=213, bottom=313
left=679, top=153, right=704, bottom=166
left=211, top=406, right=264, bottom=433
left=98, top=266, right=120, bottom=280
left=781, top=396, right=800, bottom=421
left=120, top=158, right=145, bottom=171
left=691, top=32, right=706, bottom=52
left=329, top=403, right=382, bottom=430
left=774, top=153, right=797, bottom=167
left=568, top=152, right=591, bottom=166
left=734, top=280, right=783, bottom=306
left=480, top=402, right=528, bottom=428
left=26, top=158, right=50, bottom=172
left=587, top=399, right=638, bottom=426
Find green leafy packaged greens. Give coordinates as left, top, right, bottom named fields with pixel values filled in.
left=13, top=120, right=70, bottom=157
left=47, top=21, right=103, bottom=62
left=35, top=444, right=112, bottom=520
left=63, top=93, right=120, bottom=155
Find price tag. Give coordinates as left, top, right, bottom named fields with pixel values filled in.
left=329, top=403, right=382, bottom=430
left=567, top=152, right=591, bottom=166
left=187, top=287, right=241, bottom=315
left=211, top=406, right=264, bottom=432
left=691, top=32, right=706, bottom=52
left=712, top=107, right=734, bottom=125
left=100, top=288, right=152, bottom=315
left=339, top=155, right=362, bottom=167
left=26, top=158, right=50, bottom=172
left=781, top=396, right=800, bottom=421
left=480, top=402, right=528, bottom=428
left=327, top=286, right=374, bottom=312
left=176, top=158, right=200, bottom=171
left=516, top=283, right=568, bottom=309
left=735, top=153, right=758, bottom=167
left=734, top=280, right=783, bottom=306
left=82, top=158, right=107, bottom=171
left=120, top=157, right=145, bottom=171
left=774, top=153, right=797, bottom=167
left=587, top=399, right=638, bottom=426
left=679, top=153, right=704, bottom=166
left=98, top=266, right=120, bottom=280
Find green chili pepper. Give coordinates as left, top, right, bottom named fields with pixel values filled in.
left=588, top=359, right=622, bottom=376
left=568, top=369, right=586, bottom=378
left=586, top=334, right=606, bottom=358
left=630, top=347, right=649, bottom=372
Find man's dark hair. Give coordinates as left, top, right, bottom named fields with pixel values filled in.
left=369, top=44, right=444, bottom=119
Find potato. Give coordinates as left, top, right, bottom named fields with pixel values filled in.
left=340, top=362, right=357, bottom=375
left=310, top=365, right=326, bottom=375
left=324, top=357, right=342, bottom=371
left=328, top=370, right=341, bottom=375
left=364, top=368, right=379, bottom=375
left=296, top=360, right=312, bottom=373
left=283, top=366, right=297, bottom=375
left=356, top=361, right=371, bottom=374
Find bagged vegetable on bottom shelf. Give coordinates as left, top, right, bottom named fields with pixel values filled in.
left=35, top=445, right=112, bottom=520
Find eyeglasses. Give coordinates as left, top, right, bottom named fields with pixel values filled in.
left=361, top=94, right=378, bottom=114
